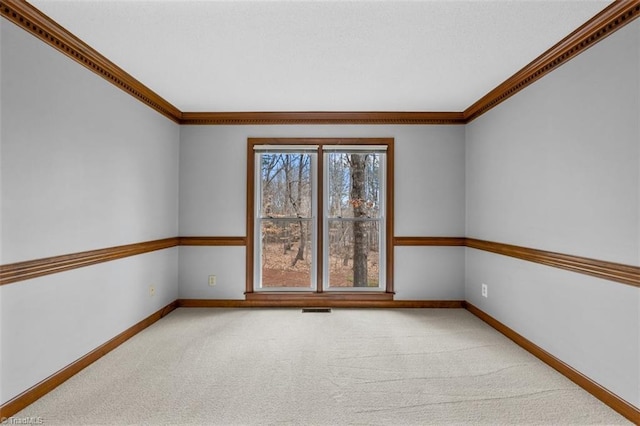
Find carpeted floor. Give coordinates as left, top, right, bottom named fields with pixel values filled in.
left=14, top=308, right=632, bottom=425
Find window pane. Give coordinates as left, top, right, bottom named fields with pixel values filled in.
left=260, top=153, right=312, bottom=218
left=326, top=152, right=381, bottom=219
left=260, top=219, right=313, bottom=288
left=326, top=219, right=381, bottom=288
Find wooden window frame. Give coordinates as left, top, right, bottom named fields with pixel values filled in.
left=246, top=138, right=394, bottom=299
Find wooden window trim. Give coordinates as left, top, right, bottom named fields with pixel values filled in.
left=246, top=138, right=394, bottom=297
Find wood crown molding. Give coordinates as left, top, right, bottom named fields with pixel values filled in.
left=5, top=1, right=638, bottom=125
left=465, top=303, right=640, bottom=423
left=0, top=0, right=182, bottom=123
left=464, top=0, right=640, bottom=122
left=466, top=238, right=640, bottom=288
left=180, top=112, right=465, bottom=125
left=0, top=237, right=179, bottom=286
left=0, top=300, right=178, bottom=419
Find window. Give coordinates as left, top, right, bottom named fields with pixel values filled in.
left=254, top=148, right=317, bottom=289
left=247, top=139, right=394, bottom=295
left=324, top=148, right=386, bottom=289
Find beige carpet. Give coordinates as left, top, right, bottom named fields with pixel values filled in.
left=14, top=308, right=631, bottom=425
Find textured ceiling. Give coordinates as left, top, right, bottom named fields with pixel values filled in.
left=29, top=0, right=612, bottom=112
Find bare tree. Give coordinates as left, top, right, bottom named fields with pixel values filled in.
left=282, top=155, right=293, bottom=253
left=291, top=154, right=308, bottom=266
left=350, top=153, right=368, bottom=286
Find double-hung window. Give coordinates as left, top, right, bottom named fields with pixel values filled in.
left=254, top=146, right=318, bottom=290
left=248, top=139, right=393, bottom=294
left=323, top=146, right=386, bottom=289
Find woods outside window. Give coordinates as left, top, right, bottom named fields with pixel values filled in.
left=247, top=139, right=393, bottom=294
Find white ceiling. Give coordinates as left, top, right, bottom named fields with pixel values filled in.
left=30, top=0, right=612, bottom=112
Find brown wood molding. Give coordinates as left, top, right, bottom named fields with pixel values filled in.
left=464, top=0, right=640, bottom=122
left=246, top=292, right=394, bottom=302
left=2, top=235, right=636, bottom=288
left=180, top=297, right=463, bottom=309
left=0, top=0, right=181, bottom=123
left=1, top=1, right=461, bottom=125
left=5, top=1, right=639, bottom=126
left=0, top=237, right=179, bottom=286
left=178, top=236, right=247, bottom=246
left=392, top=236, right=639, bottom=288
left=6, top=0, right=640, bottom=125
left=386, top=143, right=396, bottom=293
left=394, top=237, right=466, bottom=246
left=0, top=300, right=178, bottom=418
left=466, top=238, right=640, bottom=288
left=465, top=302, right=640, bottom=423
left=180, top=111, right=465, bottom=125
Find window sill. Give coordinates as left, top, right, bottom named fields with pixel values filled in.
left=245, top=291, right=394, bottom=306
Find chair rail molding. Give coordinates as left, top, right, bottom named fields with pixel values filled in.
left=466, top=238, right=640, bottom=288
left=0, top=238, right=179, bottom=285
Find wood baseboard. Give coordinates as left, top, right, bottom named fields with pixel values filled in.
left=0, top=301, right=178, bottom=418
left=464, top=302, right=640, bottom=423
left=178, top=298, right=464, bottom=309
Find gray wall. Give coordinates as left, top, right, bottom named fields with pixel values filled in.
left=465, top=20, right=640, bottom=408
left=3, top=7, right=638, bottom=414
left=0, top=22, right=180, bottom=404
left=178, top=125, right=466, bottom=300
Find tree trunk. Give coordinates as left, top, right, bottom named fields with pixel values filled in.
left=291, top=155, right=306, bottom=266
left=351, top=154, right=368, bottom=287
left=291, top=220, right=305, bottom=266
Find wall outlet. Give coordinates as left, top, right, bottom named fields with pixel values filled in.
left=208, top=275, right=217, bottom=287
left=149, top=285, right=156, bottom=296
left=481, top=283, right=488, bottom=298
